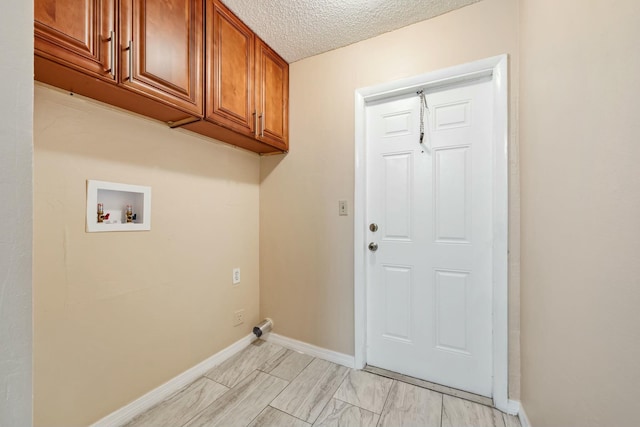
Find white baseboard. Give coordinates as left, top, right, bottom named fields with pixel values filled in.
left=505, top=399, right=520, bottom=416
left=518, top=403, right=532, bottom=427
left=90, top=333, right=256, bottom=427
left=263, top=333, right=356, bottom=369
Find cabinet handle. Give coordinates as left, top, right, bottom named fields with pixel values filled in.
left=260, top=113, right=265, bottom=137
left=253, top=111, right=258, bottom=137
left=108, top=31, right=115, bottom=79
left=128, top=40, right=134, bottom=82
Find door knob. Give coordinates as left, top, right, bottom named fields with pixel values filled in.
left=369, top=223, right=378, bottom=232
left=368, top=242, right=378, bottom=252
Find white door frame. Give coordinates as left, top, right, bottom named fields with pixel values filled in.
left=354, top=55, right=513, bottom=413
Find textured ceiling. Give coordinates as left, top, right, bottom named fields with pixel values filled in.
left=222, top=0, right=482, bottom=63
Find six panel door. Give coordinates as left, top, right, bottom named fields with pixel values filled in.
left=366, top=79, right=495, bottom=397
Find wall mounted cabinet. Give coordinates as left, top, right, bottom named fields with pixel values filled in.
left=35, top=0, right=203, bottom=124
left=255, top=37, right=289, bottom=151
left=35, top=0, right=117, bottom=82
left=180, top=0, right=289, bottom=154
left=120, top=0, right=203, bottom=117
left=34, top=0, right=288, bottom=155
left=206, top=0, right=256, bottom=138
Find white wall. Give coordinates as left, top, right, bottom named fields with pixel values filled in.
left=0, top=1, right=34, bottom=426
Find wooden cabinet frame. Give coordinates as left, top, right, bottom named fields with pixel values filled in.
left=183, top=0, right=289, bottom=154
left=35, top=0, right=204, bottom=123
left=34, top=0, right=289, bottom=154
left=255, top=38, right=289, bottom=151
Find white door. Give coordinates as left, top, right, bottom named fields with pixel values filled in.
left=366, top=78, right=494, bottom=397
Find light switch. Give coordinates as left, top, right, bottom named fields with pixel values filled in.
left=339, top=200, right=348, bottom=216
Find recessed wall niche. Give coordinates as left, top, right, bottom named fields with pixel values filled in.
left=86, top=180, right=151, bottom=232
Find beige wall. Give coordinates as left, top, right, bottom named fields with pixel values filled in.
left=260, top=0, right=521, bottom=398
left=33, top=84, right=261, bottom=426
left=29, top=0, right=640, bottom=425
left=0, top=1, right=33, bottom=426
left=519, top=0, right=640, bottom=425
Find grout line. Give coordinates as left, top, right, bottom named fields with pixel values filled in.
left=332, top=396, right=349, bottom=405
left=243, top=404, right=267, bottom=427
left=215, top=343, right=279, bottom=390
left=295, top=356, right=315, bottom=378
left=284, top=358, right=314, bottom=385
left=302, top=364, right=337, bottom=424
left=375, top=380, right=395, bottom=427
left=315, top=366, right=353, bottom=421
left=311, top=399, right=332, bottom=425
left=331, top=368, right=350, bottom=400
left=440, top=393, right=444, bottom=427
left=258, top=345, right=291, bottom=375
left=270, top=351, right=315, bottom=383
left=268, top=405, right=311, bottom=425
left=309, top=371, right=347, bottom=427
left=177, top=377, right=217, bottom=427
left=262, top=370, right=295, bottom=416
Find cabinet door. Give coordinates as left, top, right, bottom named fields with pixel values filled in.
left=205, top=0, right=255, bottom=137
left=35, top=0, right=116, bottom=81
left=255, top=38, right=289, bottom=151
left=121, top=0, right=204, bottom=116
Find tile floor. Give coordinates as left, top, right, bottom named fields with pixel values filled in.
left=124, top=340, right=521, bottom=427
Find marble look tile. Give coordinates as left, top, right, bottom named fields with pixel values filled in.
left=205, top=340, right=284, bottom=388
left=259, top=349, right=314, bottom=381
left=442, top=394, right=506, bottom=427
left=378, top=381, right=442, bottom=427
left=124, top=377, right=228, bottom=427
left=270, top=358, right=349, bottom=423
left=363, top=365, right=493, bottom=407
left=333, top=370, right=393, bottom=413
left=248, top=406, right=311, bottom=427
left=184, top=371, right=288, bottom=427
left=503, top=413, right=522, bottom=427
left=313, top=398, right=379, bottom=427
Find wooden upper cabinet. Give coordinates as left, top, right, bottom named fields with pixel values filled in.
left=35, top=0, right=116, bottom=81
left=199, top=0, right=288, bottom=152
left=120, top=0, right=204, bottom=116
left=206, top=0, right=255, bottom=137
left=34, top=0, right=288, bottom=154
left=255, top=38, right=289, bottom=151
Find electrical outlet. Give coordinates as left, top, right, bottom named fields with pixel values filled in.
left=233, top=309, right=244, bottom=326
left=339, top=200, right=348, bottom=216
left=232, top=268, right=240, bottom=285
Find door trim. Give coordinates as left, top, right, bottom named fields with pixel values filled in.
left=354, top=55, right=509, bottom=411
